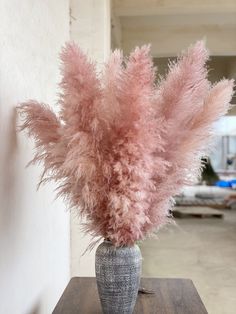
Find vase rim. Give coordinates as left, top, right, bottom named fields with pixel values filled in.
left=104, top=238, right=112, bottom=243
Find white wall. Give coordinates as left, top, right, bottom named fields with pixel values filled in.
left=0, top=1, right=70, bottom=314
left=70, top=0, right=111, bottom=277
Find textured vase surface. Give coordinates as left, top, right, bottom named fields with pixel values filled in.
left=95, top=240, right=142, bottom=314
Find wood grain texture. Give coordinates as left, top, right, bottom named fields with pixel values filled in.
left=52, top=277, right=208, bottom=314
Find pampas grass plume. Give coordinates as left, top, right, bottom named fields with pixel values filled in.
left=18, top=41, right=234, bottom=246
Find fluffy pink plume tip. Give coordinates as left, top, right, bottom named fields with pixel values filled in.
left=18, top=41, right=234, bottom=246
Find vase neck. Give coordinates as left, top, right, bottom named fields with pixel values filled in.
left=104, top=238, right=112, bottom=244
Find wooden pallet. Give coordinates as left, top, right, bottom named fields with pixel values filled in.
left=173, top=206, right=223, bottom=219
left=175, top=197, right=229, bottom=209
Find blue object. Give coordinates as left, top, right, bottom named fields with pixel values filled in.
left=215, top=180, right=231, bottom=188
left=230, top=180, right=236, bottom=188
left=215, top=179, right=236, bottom=188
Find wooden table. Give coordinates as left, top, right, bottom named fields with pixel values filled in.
left=53, top=277, right=208, bottom=314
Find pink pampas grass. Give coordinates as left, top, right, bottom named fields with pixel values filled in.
left=18, top=41, right=234, bottom=246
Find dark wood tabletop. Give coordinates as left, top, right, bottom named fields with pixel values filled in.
left=52, top=277, right=208, bottom=314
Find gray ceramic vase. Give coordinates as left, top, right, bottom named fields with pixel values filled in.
left=95, top=240, right=142, bottom=314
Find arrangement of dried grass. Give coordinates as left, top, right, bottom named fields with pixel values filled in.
left=18, top=41, right=234, bottom=246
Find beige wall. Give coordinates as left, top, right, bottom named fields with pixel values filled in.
left=0, top=1, right=70, bottom=314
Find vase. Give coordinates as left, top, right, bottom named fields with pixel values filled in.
left=95, top=240, right=142, bottom=314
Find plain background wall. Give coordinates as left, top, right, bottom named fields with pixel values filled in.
left=0, top=1, right=70, bottom=313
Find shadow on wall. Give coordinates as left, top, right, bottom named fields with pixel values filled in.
left=0, top=107, right=19, bottom=234
left=27, top=300, right=41, bottom=314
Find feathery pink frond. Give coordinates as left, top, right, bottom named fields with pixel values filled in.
left=19, top=101, right=61, bottom=144
left=59, top=42, right=101, bottom=135
left=192, top=79, right=234, bottom=129
left=100, top=49, right=124, bottom=127
left=18, top=41, right=234, bottom=247
left=158, top=40, right=209, bottom=120
left=101, top=45, right=160, bottom=245
left=18, top=100, right=67, bottom=187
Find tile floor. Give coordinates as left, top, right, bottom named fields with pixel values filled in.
left=140, top=209, right=236, bottom=314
